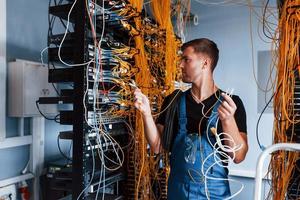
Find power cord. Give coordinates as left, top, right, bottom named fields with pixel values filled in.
left=35, top=100, right=60, bottom=121
left=57, top=134, right=72, bottom=162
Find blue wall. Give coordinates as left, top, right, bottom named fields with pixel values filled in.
left=1, top=0, right=277, bottom=198
left=1, top=0, right=71, bottom=180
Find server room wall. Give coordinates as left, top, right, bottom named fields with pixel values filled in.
left=0, top=0, right=70, bottom=180
left=1, top=1, right=277, bottom=199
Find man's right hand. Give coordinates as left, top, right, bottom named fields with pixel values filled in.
left=133, top=88, right=152, bottom=117
left=133, top=88, right=163, bottom=153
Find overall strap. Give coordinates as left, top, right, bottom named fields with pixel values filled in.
left=178, top=92, right=187, bottom=134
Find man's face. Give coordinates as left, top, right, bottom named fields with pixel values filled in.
left=179, top=46, right=206, bottom=83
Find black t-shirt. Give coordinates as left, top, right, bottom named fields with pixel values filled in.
left=156, top=89, right=247, bottom=140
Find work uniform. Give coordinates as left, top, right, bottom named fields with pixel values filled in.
left=157, top=89, right=247, bottom=200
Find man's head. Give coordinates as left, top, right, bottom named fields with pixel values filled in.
left=181, top=38, right=219, bottom=72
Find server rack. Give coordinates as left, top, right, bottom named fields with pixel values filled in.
left=42, top=1, right=136, bottom=199
left=39, top=1, right=177, bottom=199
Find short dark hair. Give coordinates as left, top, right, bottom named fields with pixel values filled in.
left=181, top=38, right=219, bottom=71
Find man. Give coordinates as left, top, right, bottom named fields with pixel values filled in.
left=134, top=38, right=248, bottom=199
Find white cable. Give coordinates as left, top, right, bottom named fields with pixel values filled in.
left=200, top=90, right=244, bottom=199
left=213, top=118, right=243, bottom=153
left=201, top=135, right=244, bottom=199
left=76, top=135, right=95, bottom=200
left=73, top=0, right=129, bottom=199
left=201, top=151, right=244, bottom=200
left=143, top=0, right=152, bottom=5
left=96, top=129, right=124, bottom=171
left=57, top=0, right=93, bottom=66
left=194, top=0, right=246, bottom=6
left=82, top=1, right=136, bottom=199
left=40, top=46, right=49, bottom=65
left=83, top=62, right=94, bottom=127
left=96, top=0, right=106, bottom=52
left=95, top=133, right=105, bottom=200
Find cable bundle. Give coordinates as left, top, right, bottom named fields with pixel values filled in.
left=271, top=0, right=300, bottom=199
left=125, top=0, right=182, bottom=199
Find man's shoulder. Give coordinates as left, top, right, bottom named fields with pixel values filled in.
left=168, top=89, right=183, bottom=96
left=165, top=89, right=183, bottom=102
left=231, top=94, right=244, bottom=105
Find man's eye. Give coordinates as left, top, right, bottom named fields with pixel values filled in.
left=180, top=58, right=190, bottom=63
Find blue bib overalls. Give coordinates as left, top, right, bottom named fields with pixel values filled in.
left=167, top=92, right=231, bottom=200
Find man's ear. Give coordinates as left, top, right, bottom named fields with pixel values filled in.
left=204, top=57, right=213, bottom=70
left=202, top=59, right=208, bottom=69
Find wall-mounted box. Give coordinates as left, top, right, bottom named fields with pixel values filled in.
left=0, top=56, right=6, bottom=141
left=8, top=59, right=57, bottom=117
left=0, top=184, right=16, bottom=200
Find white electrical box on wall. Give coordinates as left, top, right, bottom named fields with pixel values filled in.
left=8, top=59, right=58, bottom=117
left=0, top=184, right=16, bottom=200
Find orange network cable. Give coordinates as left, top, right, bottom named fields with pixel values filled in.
left=127, top=1, right=151, bottom=199
left=124, top=0, right=182, bottom=199
left=84, top=0, right=182, bottom=198
left=271, top=0, right=300, bottom=199
left=149, top=1, right=181, bottom=199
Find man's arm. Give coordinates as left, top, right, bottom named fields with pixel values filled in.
left=218, top=93, right=248, bottom=164
left=134, top=88, right=164, bottom=154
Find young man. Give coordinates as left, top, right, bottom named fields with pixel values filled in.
left=134, top=38, right=248, bottom=199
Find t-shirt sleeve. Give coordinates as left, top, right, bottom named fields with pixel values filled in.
left=233, top=96, right=247, bottom=134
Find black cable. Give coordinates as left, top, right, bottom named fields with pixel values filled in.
left=256, top=67, right=300, bottom=150
left=256, top=89, right=276, bottom=150
left=36, top=100, right=59, bottom=120
left=255, top=80, right=282, bottom=150
left=57, top=134, right=72, bottom=162
left=54, top=114, right=60, bottom=123
left=51, top=82, right=60, bottom=96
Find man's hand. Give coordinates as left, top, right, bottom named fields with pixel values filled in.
left=133, top=88, right=162, bottom=153
left=217, top=92, right=248, bottom=163
left=218, top=93, right=237, bottom=122
left=134, top=88, right=152, bottom=117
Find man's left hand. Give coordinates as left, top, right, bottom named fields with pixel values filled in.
left=218, top=93, right=237, bottom=122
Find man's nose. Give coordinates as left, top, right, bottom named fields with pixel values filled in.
left=179, top=60, right=184, bottom=69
